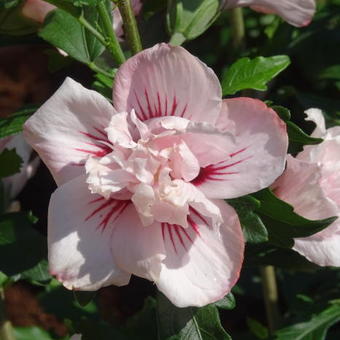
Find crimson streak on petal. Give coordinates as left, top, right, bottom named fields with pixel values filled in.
left=74, top=130, right=112, bottom=158
left=192, top=148, right=251, bottom=186
left=134, top=89, right=188, bottom=121
left=85, top=198, right=130, bottom=231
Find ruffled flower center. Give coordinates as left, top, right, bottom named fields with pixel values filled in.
left=85, top=111, right=221, bottom=228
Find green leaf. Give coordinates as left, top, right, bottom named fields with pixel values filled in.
left=247, top=317, right=269, bottom=339
left=0, top=0, right=22, bottom=9
left=214, top=293, right=236, bottom=310
left=0, top=212, right=48, bottom=279
left=39, top=8, right=105, bottom=64
left=0, top=107, right=36, bottom=138
left=271, top=106, right=323, bottom=145
left=254, top=189, right=337, bottom=247
left=123, top=297, right=157, bottom=340
left=274, top=303, right=340, bottom=340
left=167, top=0, right=220, bottom=44
left=0, top=149, right=22, bottom=178
left=0, top=5, right=37, bottom=35
left=156, top=293, right=231, bottom=340
left=221, top=56, right=291, bottom=96
left=74, top=291, right=97, bottom=307
left=20, top=260, right=51, bottom=283
left=286, top=121, right=323, bottom=145
left=227, top=196, right=268, bottom=243
left=14, top=326, right=53, bottom=340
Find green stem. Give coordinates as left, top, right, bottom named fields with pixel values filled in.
left=169, top=32, right=186, bottom=46
left=260, top=265, right=280, bottom=335
left=116, top=0, right=142, bottom=54
left=78, top=15, right=108, bottom=47
left=229, top=7, right=245, bottom=53
left=0, top=288, right=15, bottom=340
left=88, top=62, right=114, bottom=78
left=97, top=1, right=125, bottom=65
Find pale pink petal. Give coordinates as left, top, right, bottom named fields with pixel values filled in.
left=70, top=334, right=82, bottom=340
left=22, top=0, right=56, bottom=23
left=223, top=0, right=315, bottom=27
left=105, top=112, right=136, bottom=148
left=169, top=141, right=200, bottom=182
left=192, top=98, right=288, bottom=199
left=272, top=155, right=340, bottom=266
left=156, top=200, right=244, bottom=307
left=298, top=109, right=340, bottom=168
left=304, top=108, right=326, bottom=138
left=273, top=155, right=338, bottom=223
left=111, top=204, right=166, bottom=281
left=113, top=43, right=222, bottom=124
left=24, top=78, right=116, bottom=186
left=48, top=175, right=131, bottom=290
left=293, top=229, right=340, bottom=267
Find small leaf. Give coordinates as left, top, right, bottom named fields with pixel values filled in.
left=0, top=149, right=22, bottom=178
left=247, top=317, right=269, bottom=339
left=227, top=196, right=268, bottom=243
left=156, top=292, right=231, bottom=340
left=214, top=293, right=236, bottom=310
left=221, top=56, right=291, bottom=96
left=274, top=303, right=340, bottom=340
left=0, top=0, right=21, bottom=9
left=271, top=105, right=291, bottom=121
left=254, top=189, right=337, bottom=247
left=39, top=9, right=105, bottom=64
left=14, top=326, right=53, bottom=340
left=0, top=107, right=35, bottom=138
left=74, top=291, right=97, bottom=307
left=0, top=212, right=47, bottom=278
left=167, top=0, right=220, bottom=44
left=286, top=121, right=323, bottom=145
left=271, top=106, right=323, bottom=145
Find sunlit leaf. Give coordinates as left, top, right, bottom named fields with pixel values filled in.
left=221, top=56, right=290, bottom=96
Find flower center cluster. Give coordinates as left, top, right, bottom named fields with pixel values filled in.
left=84, top=111, right=221, bottom=228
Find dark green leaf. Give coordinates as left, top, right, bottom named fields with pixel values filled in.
left=20, top=260, right=51, bottom=283
left=0, top=149, right=22, bottom=178
left=123, top=297, right=157, bottom=340
left=157, top=293, right=231, bottom=340
left=0, top=5, right=37, bottom=35
left=44, top=0, right=80, bottom=16
left=247, top=317, right=269, bottom=339
left=0, top=0, right=22, bottom=9
left=286, top=121, right=323, bottom=145
left=245, top=244, right=319, bottom=271
left=39, top=9, right=104, bottom=64
left=227, top=196, right=268, bottom=243
left=0, top=107, right=36, bottom=138
left=214, top=293, right=236, bottom=310
left=254, top=189, right=337, bottom=247
left=0, top=212, right=47, bottom=278
left=73, top=0, right=101, bottom=6
left=167, top=0, right=221, bottom=44
left=274, top=303, right=340, bottom=340
left=74, top=291, right=97, bottom=307
left=271, top=106, right=323, bottom=145
left=221, top=56, right=290, bottom=96
left=271, top=105, right=291, bottom=122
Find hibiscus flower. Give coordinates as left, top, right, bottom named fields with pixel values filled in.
left=223, top=0, right=316, bottom=27
left=24, top=43, right=288, bottom=307
left=273, top=109, right=340, bottom=266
